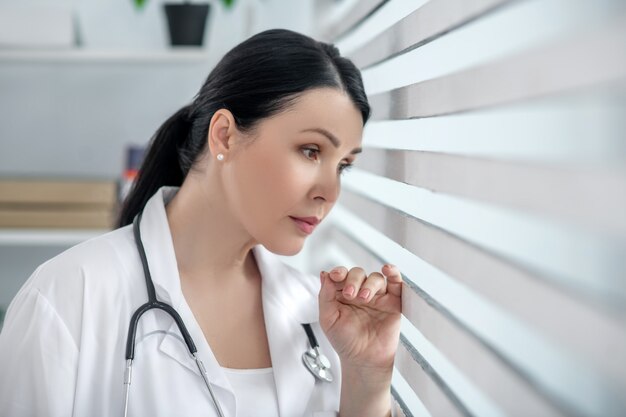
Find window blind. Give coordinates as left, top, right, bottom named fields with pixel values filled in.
left=309, top=1, right=626, bottom=416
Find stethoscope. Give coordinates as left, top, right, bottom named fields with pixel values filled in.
left=122, top=210, right=333, bottom=417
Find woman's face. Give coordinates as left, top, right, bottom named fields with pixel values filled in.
left=221, top=88, right=364, bottom=255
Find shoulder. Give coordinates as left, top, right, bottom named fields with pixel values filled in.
left=9, top=226, right=139, bottom=332
left=24, top=226, right=136, bottom=294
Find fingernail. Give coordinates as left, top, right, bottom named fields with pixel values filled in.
left=358, top=288, right=371, bottom=300
left=331, top=268, right=341, bottom=275
left=344, top=285, right=355, bottom=298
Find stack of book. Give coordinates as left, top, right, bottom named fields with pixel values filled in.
left=0, top=179, right=117, bottom=229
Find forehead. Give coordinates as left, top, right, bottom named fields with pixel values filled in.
left=256, top=88, right=364, bottom=149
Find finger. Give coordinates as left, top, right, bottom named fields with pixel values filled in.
left=318, top=271, right=342, bottom=329
left=328, top=266, right=348, bottom=283
left=356, top=272, right=387, bottom=303
left=382, top=264, right=403, bottom=297
left=342, top=267, right=367, bottom=300
left=318, top=271, right=337, bottom=304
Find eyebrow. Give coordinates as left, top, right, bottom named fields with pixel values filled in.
left=300, top=128, right=362, bottom=155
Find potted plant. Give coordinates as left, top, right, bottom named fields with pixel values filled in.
left=134, top=0, right=235, bottom=46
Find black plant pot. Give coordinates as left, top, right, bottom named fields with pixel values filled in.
left=164, top=3, right=210, bottom=46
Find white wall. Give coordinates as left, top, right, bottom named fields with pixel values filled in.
left=0, top=0, right=315, bottom=178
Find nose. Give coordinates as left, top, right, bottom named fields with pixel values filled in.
left=311, top=166, right=341, bottom=204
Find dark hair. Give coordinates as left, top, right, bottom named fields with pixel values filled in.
left=117, top=28, right=370, bottom=227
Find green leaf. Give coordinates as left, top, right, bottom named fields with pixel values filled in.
left=134, top=0, right=147, bottom=10
left=222, top=0, right=235, bottom=8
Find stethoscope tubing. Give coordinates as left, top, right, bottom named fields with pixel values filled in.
left=124, top=213, right=224, bottom=417
left=127, top=212, right=198, bottom=360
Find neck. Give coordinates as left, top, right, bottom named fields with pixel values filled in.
left=165, top=173, right=259, bottom=287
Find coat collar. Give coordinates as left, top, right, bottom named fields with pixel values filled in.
left=137, top=186, right=320, bottom=416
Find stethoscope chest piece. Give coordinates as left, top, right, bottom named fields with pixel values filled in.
left=302, top=347, right=333, bottom=382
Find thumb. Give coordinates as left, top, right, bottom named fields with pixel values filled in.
left=318, top=271, right=336, bottom=305
left=318, top=270, right=339, bottom=331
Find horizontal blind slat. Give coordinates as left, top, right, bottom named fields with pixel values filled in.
left=320, top=0, right=389, bottom=42
left=392, top=369, right=432, bottom=417
left=368, top=15, right=626, bottom=119
left=361, top=92, right=626, bottom=164
left=349, top=0, right=515, bottom=69
left=390, top=384, right=413, bottom=417
left=396, top=338, right=469, bottom=417
left=355, top=149, right=626, bottom=235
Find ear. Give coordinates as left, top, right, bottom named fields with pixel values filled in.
left=207, top=109, right=238, bottom=161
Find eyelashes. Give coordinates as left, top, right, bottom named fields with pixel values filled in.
left=301, top=147, right=353, bottom=174
left=339, top=163, right=354, bottom=174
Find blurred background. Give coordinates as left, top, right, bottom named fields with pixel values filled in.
left=1, top=0, right=626, bottom=416
left=0, top=0, right=323, bottom=316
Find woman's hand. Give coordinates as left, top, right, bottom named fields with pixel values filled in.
left=319, top=265, right=402, bottom=417
left=318, top=264, right=403, bottom=372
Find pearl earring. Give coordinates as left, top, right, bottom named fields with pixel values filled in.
left=217, top=153, right=224, bottom=161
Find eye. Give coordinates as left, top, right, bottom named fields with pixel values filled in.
left=338, top=163, right=353, bottom=175
left=301, top=147, right=320, bottom=161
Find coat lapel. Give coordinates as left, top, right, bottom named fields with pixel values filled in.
left=158, top=298, right=237, bottom=415
left=254, top=245, right=318, bottom=417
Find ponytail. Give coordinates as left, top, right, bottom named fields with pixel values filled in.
left=116, top=105, right=192, bottom=227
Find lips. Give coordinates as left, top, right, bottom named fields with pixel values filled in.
left=289, top=216, right=320, bottom=235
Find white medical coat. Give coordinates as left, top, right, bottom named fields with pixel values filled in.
left=0, top=186, right=344, bottom=417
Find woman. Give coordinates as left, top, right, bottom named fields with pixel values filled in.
left=0, top=29, right=402, bottom=417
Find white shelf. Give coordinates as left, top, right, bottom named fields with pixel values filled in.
left=0, top=229, right=108, bottom=246
left=0, top=48, right=211, bottom=64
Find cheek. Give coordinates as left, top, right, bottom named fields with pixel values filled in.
left=229, top=151, right=311, bottom=225
left=264, top=157, right=313, bottom=214
left=268, top=157, right=312, bottom=198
